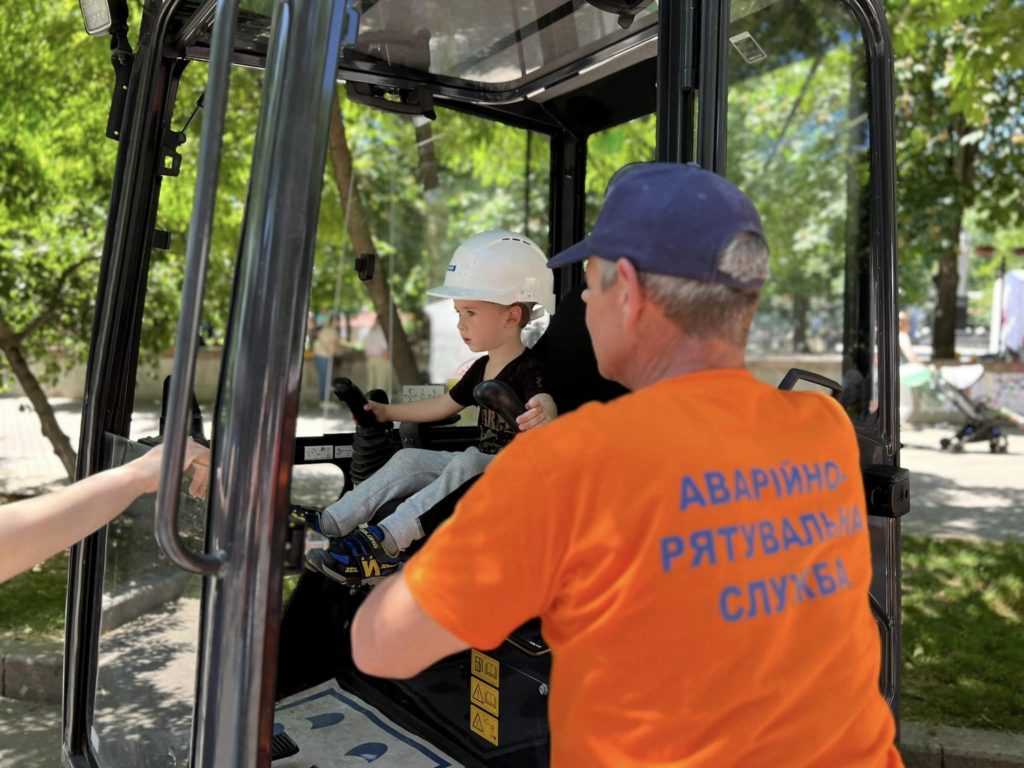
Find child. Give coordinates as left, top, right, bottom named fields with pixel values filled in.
left=306, top=230, right=557, bottom=585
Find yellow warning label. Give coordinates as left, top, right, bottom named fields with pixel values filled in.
left=470, top=676, right=499, bottom=717
left=470, top=705, right=499, bottom=746
left=470, top=649, right=500, bottom=687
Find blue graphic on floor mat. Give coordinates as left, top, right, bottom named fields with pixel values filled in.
left=346, top=742, right=387, bottom=762
left=308, top=712, right=346, bottom=729
left=275, top=687, right=452, bottom=767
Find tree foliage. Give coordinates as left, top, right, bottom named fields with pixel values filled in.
left=8, top=0, right=1024, bottom=481
left=0, top=4, right=117, bottom=475
left=889, top=0, right=1024, bottom=356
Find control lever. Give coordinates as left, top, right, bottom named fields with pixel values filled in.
left=332, top=378, right=395, bottom=485
left=332, top=376, right=380, bottom=429
left=473, top=380, right=527, bottom=431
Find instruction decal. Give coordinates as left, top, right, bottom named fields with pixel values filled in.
left=470, top=649, right=500, bottom=688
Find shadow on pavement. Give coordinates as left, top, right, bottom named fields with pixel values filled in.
left=0, top=698, right=62, bottom=767
left=904, top=470, right=1024, bottom=542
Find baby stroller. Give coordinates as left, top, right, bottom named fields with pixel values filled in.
left=902, top=362, right=1014, bottom=453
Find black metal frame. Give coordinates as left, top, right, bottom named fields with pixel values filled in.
left=63, top=0, right=902, bottom=764
left=62, top=0, right=189, bottom=762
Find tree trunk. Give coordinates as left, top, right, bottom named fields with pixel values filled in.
left=932, top=222, right=961, bottom=360
left=932, top=129, right=975, bottom=360
left=327, top=93, right=424, bottom=386
left=412, top=117, right=448, bottom=338
left=792, top=293, right=810, bottom=353
left=0, top=316, right=77, bottom=479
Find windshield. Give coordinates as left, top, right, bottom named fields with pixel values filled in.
left=179, top=0, right=659, bottom=92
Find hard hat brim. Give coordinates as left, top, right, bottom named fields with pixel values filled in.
left=427, top=285, right=556, bottom=316
left=426, top=284, right=516, bottom=303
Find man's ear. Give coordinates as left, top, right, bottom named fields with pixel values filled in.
left=616, top=258, right=644, bottom=328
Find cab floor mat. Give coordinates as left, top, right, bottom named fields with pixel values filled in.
left=273, top=680, right=462, bottom=768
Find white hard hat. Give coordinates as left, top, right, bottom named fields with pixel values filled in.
left=427, top=230, right=556, bottom=316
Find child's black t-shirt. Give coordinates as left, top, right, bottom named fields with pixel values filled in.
left=448, top=350, right=546, bottom=454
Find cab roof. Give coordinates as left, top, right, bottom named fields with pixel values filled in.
left=172, top=0, right=660, bottom=123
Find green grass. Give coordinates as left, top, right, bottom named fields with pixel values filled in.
left=0, top=553, right=302, bottom=643
left=902, top=534, right=1024, bottom=732
left=0, top=551, right=68, bottom=642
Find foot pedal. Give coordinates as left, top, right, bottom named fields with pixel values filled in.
left=271, top=731, right=299, bottom=761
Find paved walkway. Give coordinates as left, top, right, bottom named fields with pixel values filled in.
left=0, top=395, right=354, bottom=498
left=900, top=424, right=1024, bottom=541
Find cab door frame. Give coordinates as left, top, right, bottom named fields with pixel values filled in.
left=62, top=0, right=189, bottom=762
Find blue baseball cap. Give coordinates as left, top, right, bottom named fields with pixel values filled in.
left=547, top=162, right=767, bottom=289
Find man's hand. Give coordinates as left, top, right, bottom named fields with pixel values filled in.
left=516, top=393, right=557, bottom=431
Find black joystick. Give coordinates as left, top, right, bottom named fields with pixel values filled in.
left=331, top=377, right=396, bottom=485
left=473, top=380, right=526, bottom=431
left=331, top=377, right=380, bottom=429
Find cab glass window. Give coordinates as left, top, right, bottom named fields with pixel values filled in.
left=585, top=114, right=656, bottom=230
left=726, top=0, right=875, bottom=424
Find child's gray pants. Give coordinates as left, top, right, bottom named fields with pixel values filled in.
left=319, top=446, right=494, bottom=551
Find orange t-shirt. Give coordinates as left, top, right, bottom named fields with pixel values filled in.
left=405, top=369, right=903, bottom=768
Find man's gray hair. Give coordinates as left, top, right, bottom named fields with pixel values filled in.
left=597, top=232, right=769, bottom=347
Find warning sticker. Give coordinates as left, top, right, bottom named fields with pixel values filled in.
left=304, top=445, right=332, bottom=461
left=403, top=384, right=446, bottom=403
left=469, top=705, right=499, bottom=746
left=334, top=445, right=353, bottom=459
left=470, top=650, right=500, bottom=688
left=470, top=677, right=499, bottom=717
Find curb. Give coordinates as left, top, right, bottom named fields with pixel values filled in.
left=0, top=639, right=63, bottom=705
left=902, top=721, right=1024, bottom=768
left=99, top=570, right=191, bottom=634
left=1, top=570, right=190, bottom=706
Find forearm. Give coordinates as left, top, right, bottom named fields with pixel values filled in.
left=381, top=395, right=461, bottom=424
left=0, top=465, right=149, bottom=583
left=352, top=572, right=469, bottom=679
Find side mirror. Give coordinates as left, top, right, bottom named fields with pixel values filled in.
left=79, top=0, right=128, bottom=37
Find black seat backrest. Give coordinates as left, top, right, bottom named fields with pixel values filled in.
left=530, top=284, right=628, bottom=414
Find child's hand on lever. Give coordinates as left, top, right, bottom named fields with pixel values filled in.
left=516, top=393, right=557, bottom=431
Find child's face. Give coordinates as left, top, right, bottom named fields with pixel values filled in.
left=453, top=300, right=518, bottom=353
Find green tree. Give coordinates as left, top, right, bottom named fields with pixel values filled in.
left=890, top=0, right=1024, bottom=358
left=0, top=4, right=115, bottom=476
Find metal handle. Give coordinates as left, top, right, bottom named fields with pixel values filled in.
left=154, top=0, right=241, bottom=575
left=777, top=367, right=843, bottom=398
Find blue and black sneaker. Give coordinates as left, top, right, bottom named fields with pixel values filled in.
left=289, top=503, right=324, bottom=535
left=306, top=525, right=400, bottom=585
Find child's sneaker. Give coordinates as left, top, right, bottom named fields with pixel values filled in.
left=306, top=525, right=400, bottom=585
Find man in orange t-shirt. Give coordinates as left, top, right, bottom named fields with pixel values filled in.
left=350, top=163, right=903, bottom=767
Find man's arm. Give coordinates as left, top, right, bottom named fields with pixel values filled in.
left=351, top=571, right=469, bottom=679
